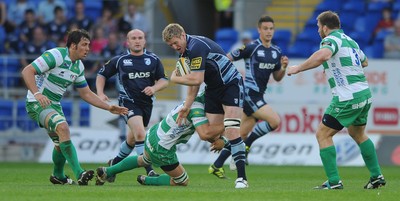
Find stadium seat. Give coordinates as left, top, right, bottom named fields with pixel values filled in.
left=16, top=100, right=39, bottom=131
left=272, top=29, right=292, bottom=54
left=0, top=27, right=5, bottom=53
left=348, top=32, right=368, bottom=49
left=79, top=101, right=90, bottom=127
left=215, top=28, right=238, bottom=53
left=61, top=100, right=73, bottom=126
left=84, top=0, right=103, bottom=22
left=287, top=39, right=313, bottom=58
left=246, top=28, right=259, bottom=40
left=0, top=57, right=20, bottom=87
left=315, top=0, right=341, bottom=12
left=0, top=99, right=14, bottom=131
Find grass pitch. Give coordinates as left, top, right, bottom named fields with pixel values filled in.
left=0, top=163, right=398, bottom=201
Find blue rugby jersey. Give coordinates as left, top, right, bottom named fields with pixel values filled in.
left=230, top=39, right=283, bottom=93
left=98, top=49, right=168, bottom=105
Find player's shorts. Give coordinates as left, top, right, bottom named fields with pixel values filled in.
left=243, top=89, right=268, bottom=116
left=25, top=101, right=65, bottom=129
left=119, top=98, right=152, bottom=127
left=144, top=126, right=179, bottom=167
left=204, top=78, right=244, bottom=114
left=325, top=93, right=372, bottom=128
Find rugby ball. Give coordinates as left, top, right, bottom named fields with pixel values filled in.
left=176, top=57, right=191, bottom=76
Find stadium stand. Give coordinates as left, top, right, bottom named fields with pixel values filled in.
left=0, top=99, right=14, bottom=131
left=214, top=28, right=238, bottom=53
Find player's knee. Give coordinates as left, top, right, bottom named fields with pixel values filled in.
left=46, top=112, right=67, bottom=133
left=172, top=171, right=189, bottom=186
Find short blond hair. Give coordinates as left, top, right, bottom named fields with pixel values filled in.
left=162, top=23, right=185, bottom=42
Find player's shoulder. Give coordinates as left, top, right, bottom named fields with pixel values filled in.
left=143, top=49, right=161, bottom=60
left=270, top=44, right=282, bottom=54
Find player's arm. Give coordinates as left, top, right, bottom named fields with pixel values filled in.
left=96, top=58, right=118, bottom=101
left=287, top=48, right=332, bottom=76
left=142, top=78, right=169, bottom=96
left=272, top=55, right=289, bottom=81
left=170, top=70, right=204, bottom=86
left=176, top=85, right=199, bottom=125
left=77, top=86, right=128, bottom=115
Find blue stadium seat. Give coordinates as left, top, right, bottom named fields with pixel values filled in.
left=272, top=29, right=292, bottom=54
left=348, top=31, right=368, bottom=49
left=287, top=39, right=313, bottom=58
left=339, top=11, right=358, bottom=32
left=215, top=28, right=238, bottom=53
left=0, top=57, right=20, bottom=87
left=315, top=0, right=341, bottom=12
left=79, top=101, right=90, bottom=127
left=61, top=100, right=73, bottom=126
left=16, top=100, right=39, bottom=131
left=84, top=0, right=102, bottom=22
left=246, top=28, right=259, bottom=40
left=0, top=99, right=14, bottom=131
left=297, top=26, right=320, bottom=43
left=0, top=26, right=5, bottom=53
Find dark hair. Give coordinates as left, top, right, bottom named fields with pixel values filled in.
left=258, top=15, right=274, bottom=27
left=66, top=29, right=90, bottom=48
left=317, top=11, right=341, bottom=29
left=54, top=6, right=63, bottom=14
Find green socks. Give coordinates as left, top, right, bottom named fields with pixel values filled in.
left=144, top=174, right=171, bottom=186
left=107, top=155, right=139, bottom=176
left=359, top=139, right=382, bottom=178
left=52, top=148, right=66, bottom=179
left=59, top=140, right=84, bottom=179
left=320, top=145, right=340, bottom=184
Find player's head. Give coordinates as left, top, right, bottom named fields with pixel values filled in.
left=66, top=29, right=90, bottom=60
left=257, top=15, right=275, bottom=43
left=127, top=29, right=146, bottom=54
left=162, top=23, right=187, bottom=54
left=317, top=11, right=340, bottom=39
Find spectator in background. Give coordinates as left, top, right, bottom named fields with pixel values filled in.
left=18, top=9, right=39, bottom=45
left=120, top=3, right=150, bottom=39
left=384, top=20, right=400, bottom=59
left=20, top=26, right=56, bottom=68
left=37, top=0, right=66, bottom=25
left=214, top=0, right=234, bottom=29
left=69, top=0, right=93, bottom=31
left=46, top=6, right=68, bottom=44
left=90, top=26, right=108, bottom=56
left=93, top=7, right=118, bottom=37
left=101, top=32, right=124, bottom=59
left=7, top=0, right=35, bottom=28
left=373, top=8, right=394, bottom=40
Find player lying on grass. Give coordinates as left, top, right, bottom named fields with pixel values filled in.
left=95, top=91, right=228, bottom=186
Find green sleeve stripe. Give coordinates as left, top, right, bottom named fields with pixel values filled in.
left=43, top=88, right=62, bottom=102
left=32, top=63, right=42, bottom=74
left=194, top=120, right=208, bottom=128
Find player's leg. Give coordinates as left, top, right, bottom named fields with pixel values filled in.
left=347, top=99, right=385, bottom=189
left=247, top=104, right=280, bottom=146
left=48, top=133, right=72, bottom=184
left=208, top=113, right=230, bottom=179
left=138, top=163, right=189, bottom=186
left=42, top=109, right=93, bottom=185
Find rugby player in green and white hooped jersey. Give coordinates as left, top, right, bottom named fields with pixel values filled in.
left=21, top=29, right=128, bottom=186
left=95, top=92, right=228, bottom=186
left=287, top=11, right=386, bottom=190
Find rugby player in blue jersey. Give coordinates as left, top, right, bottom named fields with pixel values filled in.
left=96, top=29, right=169, bottom=180
left=162, top=23, right=248, bottom=188
left=212, top=15, right=289, bottom=169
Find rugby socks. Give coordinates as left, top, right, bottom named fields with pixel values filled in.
left=135, top=141, right=155, bottom=174
left=230, top=137, right=247, bottom=180
left=59, top=140, right=84, bottom=179
left=359, top=139, right=382, bottom=178
left=107, top=155, right=139, bottom=176
left=213, top=144, right=231, bottom=168
left=144, top=174, right=171, bottom=186
left=52, top=147, right=66, bottom=179
left=113, top=140, right=134, bottom=164
left=245, top=121, right=272, bottom=147
left=320, top=145, right=340, bottom=184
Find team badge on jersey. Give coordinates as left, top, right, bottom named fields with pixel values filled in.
left=190, top=57, right=202, bottom=70
left=144, top=58, right=151, bottom=65
left=231, top=49, right=240, bottom=57
left=123, top=59, right=133, bottom=66
left=271, top=51, right=277, bottom=59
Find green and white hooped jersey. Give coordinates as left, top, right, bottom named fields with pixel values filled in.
left=152, top=99, right=208, bottom=150
left=26, top=47, right=87, bottom=103
left=320, top=29, right=370, bottom=102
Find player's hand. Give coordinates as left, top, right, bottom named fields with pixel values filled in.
left=176, top=106, right=189, bottom=125
left=210, top=138, right=225, bottom=153
left=109, top=105, right=128, bottom=115
left=35, top=93, right=51, bottom=108
left=281, top=55, right=289, bottom=69
left=98, top=93, right=110, bottom=102
left=142, top=86, right=155, bottom=96
left=287, top=65, right=301, bottom=76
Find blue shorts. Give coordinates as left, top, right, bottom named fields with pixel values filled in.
left=205, top=78, right=244, bottom=114
left=119, top=98, right=152, bottom=127
left=243, top=89, right=267, bottom=116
